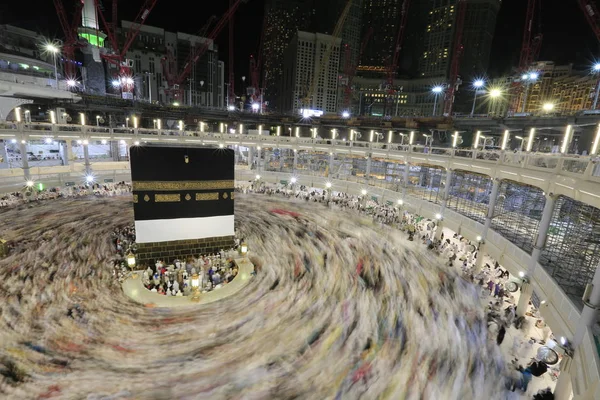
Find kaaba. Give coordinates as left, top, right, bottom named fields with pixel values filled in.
left=130, top=145, right=235, bottom=265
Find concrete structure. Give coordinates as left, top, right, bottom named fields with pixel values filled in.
left=118, top=21, right=224, bottom=108
left=279, top=31, right=342, bottom=114
left=354, top=76, right=444, bottom=117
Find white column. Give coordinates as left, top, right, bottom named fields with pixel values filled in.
left=552, top=363, right=573, bottom=400
left=440, top=169, right=453, bottom=214
left=483, top=178, right=501, bottom=236
left=329, top=152, right=334, bottom=177
left=110, top=141, right=120, bottom=161
left=0, top=140, right=8, bottom=169
left=435, top=219, right=444, bottom=240
left=61, top=140, right=73, bottom=166
left=402, top=161, right=409, bottom=198
left=19, top=140, right=30, bottom=181
left=293, top=150, right=298, bottom=173
left=475, top=178, right=501, bottom=270
left=365, top=155, right=372, bottom=182
left=83, top=143, right=91, bottom=176
left=574, top=262, right=600, bottom=346
left=256, top=147, right=262, bottom=172
left=517, top=194, right=557, bottom=316
left=247, top=147, right=253, bottom=169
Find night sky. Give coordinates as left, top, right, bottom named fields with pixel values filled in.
left=1, top=0, right=598, bottom=82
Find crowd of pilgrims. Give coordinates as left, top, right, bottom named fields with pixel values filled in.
left=0, top=179, right=557, bottom=398
left=240, top=182, right=557, bottom=399
left=0, top=182, right=131, bottom=209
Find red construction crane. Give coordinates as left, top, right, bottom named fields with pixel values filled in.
left=342, top=27, right=373, bottom=110
left=577, top=0, right=600, bottom=43
left=384, top=0, right=410, bottom=117
left=443, top=0, right=467, bottom=117
left=95, top=0, right=159, bottom=95
left=229, top=0, right=235, bottom=106
left=248, top=12, right=268, bottom=108
left=509, top=0, right=543, bottom=114
left=163, top=0, right=249, bottom=102
left=53, top=0, right=84, bottom=78
left=162, top=16, right=217, bottom=100
left=519, top=0, right=543, bottom=70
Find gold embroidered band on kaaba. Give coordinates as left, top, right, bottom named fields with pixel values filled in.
left=133, top=180, right=234, bottom=191
left=155, top=194, right=181, bottom=203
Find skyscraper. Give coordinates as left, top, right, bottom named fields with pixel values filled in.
left=460, top=0, right=502, bottom=79
left=310, top=0, right=364, bottom=73
left=418, top=0, right=501, bottom=80
left=279, top=32, right=342, bottom=114
left=358, top=0, right=403, bottom=75
left=261, top=0, right=312, bottom=111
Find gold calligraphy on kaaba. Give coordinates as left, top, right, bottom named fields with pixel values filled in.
left=133, top=194, right=138, bottom=203
left=155, top=194, right=181, bottom=203
left=133, top=180, right=234, bottom=191
left=195, top=192, right=219, bottom=201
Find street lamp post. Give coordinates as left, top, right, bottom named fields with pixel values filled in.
left=521, top=72, right=539, bottom=113
left=45, top=44, right=60, bottom=89
left=470, top=80, right=485, bottom=117
left=592, top=64, right=600, bottom=110
left=432, top=86, right=443, bottom=116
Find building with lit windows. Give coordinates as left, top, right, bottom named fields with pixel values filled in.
left=0, top=24, right=61, bottom=81
left=310, top=0, right=364, bottom=75
left=116, top=21, right=224, bottom=108
left=353, top=76, right=444, bottom=117
left=261, top=0, right=312, bottom=111
left=419, top=0, right=500, bottom=80
left=358, top=0, right=403, bottom=75
left=279, top=31, right=341, bottom=114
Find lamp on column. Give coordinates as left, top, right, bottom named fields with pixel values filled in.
left=240, top=242, right=248, bottom=255
left=190, top=273, right=201, bottom=302
left=126, top=251, right=137, bottom=278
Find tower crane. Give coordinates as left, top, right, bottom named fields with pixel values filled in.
left=576, top=0, right=600, bottom=43
left=508, top=0, right=543, bottom=114
left=161, top=16, right=217, bottom=105
left=248, top=12, right=268, bottom=109
left=342, top=27, right=373, bottom=110
left=95, top=0, right=159, bottom=96
left=163, top=0, right=249, bottom=103
left=302, top=0, right=353, bottom=110
left=384, top=0, right=410, bottom=117
left=442, top=0, right=467, bottom=117
left=52, top=0, right=85, bottom=78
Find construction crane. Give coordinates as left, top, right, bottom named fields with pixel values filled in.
left=53, top=0, right=84, bottom=78
left=442, top=0, right=467, bottom=117
left=229, top=0, right=235, bottom=106
left=248, top=12, right=268, bottom=109
left=576, top=0, right=600, bottom=43
left=163, top=0, right=249, bottom=103
left=302, top=0, right=353, bottom=110
left=95, top=0, right=158, bottom=96
left=342, top=27, right=373, bottom=110
left=519, top=0, right=543, bottom=70
left=384, top=0, right=411, bottom=117
left=161, top=15, right=217, bottom=105
left=508, top=0, right=543, bottom=114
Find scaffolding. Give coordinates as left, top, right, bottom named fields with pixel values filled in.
left=540, top=196, right=600, bottom=306
left=446, top=170, right=492, bottom=224
left=406, top=164, right=445, bottom=204
left=490, top=180, right=545, bottom=254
